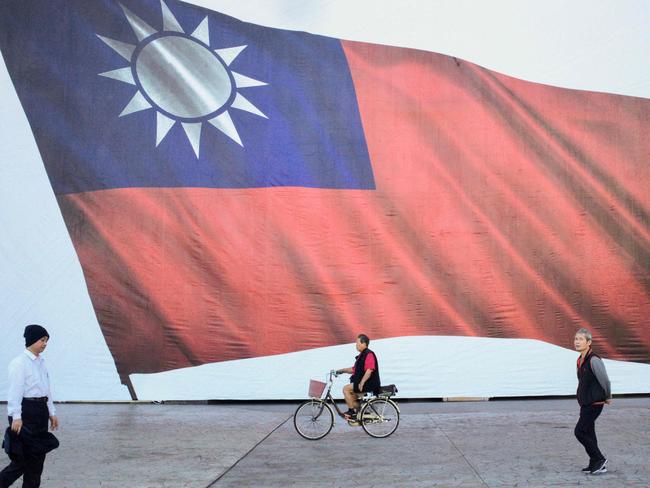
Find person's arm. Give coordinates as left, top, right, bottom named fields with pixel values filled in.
left=358, top=368, right=373, bottom=391
left=7, top=359, right=26, bottom=433
left=590, top=357, right=612, bottom=402
left=46, top=367, right=58, bottom=430
left=336, top=367, right=353, bottom=374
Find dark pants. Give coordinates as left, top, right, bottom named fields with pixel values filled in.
left=574, top=404, right=605, bottom=465
left=0, top=401, right=49, bottom=488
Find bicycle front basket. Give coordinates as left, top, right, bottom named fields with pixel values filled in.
left=308, top=379, right=326, bottom=398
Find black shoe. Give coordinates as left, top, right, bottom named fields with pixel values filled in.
left=581, top=466, right=592, bottom=472
left=343, top=409, right=357, bottom=420
left=590, top=458, right=608, bottom=475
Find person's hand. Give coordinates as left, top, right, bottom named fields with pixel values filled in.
left=49, top=416, right=59, bottom=431
left=605, top=399, right=612, bottom=405
left=11, top=419, right=22, bottom=435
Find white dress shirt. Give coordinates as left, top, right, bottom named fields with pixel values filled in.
left=6, top=349, right=56, bottom=420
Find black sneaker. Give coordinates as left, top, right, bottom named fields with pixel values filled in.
left=343, top=409, right=357, bottom=420
left=590, top=458, right=608, bottom=475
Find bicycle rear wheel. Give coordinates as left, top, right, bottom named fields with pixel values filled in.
left=360, top=398, right=400, bottom=438
left=293, top=399, right=334, bottom=440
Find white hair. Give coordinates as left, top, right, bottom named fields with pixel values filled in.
left=575, top=328, right=592, bottom=341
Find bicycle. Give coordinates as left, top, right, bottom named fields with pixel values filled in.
left=293, top=370, right=400, bottom=440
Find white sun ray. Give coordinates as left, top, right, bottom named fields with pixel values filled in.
left=120, top=3, right=157, bottom=42
left=191, top=17, right=209, bottom=45
left=215, top=46, right=247, bottom=66
left=231, top=93, right=267, bottom=119
left=182, top=122, right=202, bottom=157
left=156, top=112, right=176, bottom=146
left=160, top=0, right=184, bottom=33
left=208, top=111, right=243, bottom=146
left=97, top=35, right=136, bottom=61
left=232, top=72, right=267, bottom=88
left=120, top=91, right=152, bottom=117
left=99, top=67, right=135, bottom=85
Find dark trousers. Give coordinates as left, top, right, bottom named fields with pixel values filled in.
left=0, top=401, right=49, bottom=488
left=574, top=404, right=605, bottom=464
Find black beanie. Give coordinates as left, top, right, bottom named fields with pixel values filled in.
left=24, top=324, right=49, bottom=347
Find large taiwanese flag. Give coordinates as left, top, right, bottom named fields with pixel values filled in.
left=1, top=0, right=649, bottom=385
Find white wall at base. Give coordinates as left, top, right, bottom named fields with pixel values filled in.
left=130, top=336, right=650, bottom=400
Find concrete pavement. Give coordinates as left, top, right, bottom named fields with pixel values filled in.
left=4, top=398, right=648, bottom=487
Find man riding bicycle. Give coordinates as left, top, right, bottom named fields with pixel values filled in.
left=335, top=334, right=381, bottom=420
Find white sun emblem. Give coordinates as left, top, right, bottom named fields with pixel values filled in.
left=97, top=1, right=268, bottom=157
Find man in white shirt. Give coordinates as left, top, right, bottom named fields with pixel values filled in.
left=0, top=325, right=59, bottom=488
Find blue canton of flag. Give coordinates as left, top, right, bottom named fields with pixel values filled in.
left=0, top=0, right=374, bottom=194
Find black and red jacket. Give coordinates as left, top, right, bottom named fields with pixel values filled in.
left=576, top=349, right=607, bottom=407
left=350, top=348, right=381, bottom=394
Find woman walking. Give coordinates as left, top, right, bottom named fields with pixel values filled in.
left=574, top=328, right=611, bottom=475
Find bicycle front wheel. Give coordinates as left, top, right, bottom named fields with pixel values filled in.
left=360, top=398, right=400, bottom=438
left=293, top=399, right=334, bottom=440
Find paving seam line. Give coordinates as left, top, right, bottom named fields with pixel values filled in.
left=205, top=414, right=292, bottom=487
left=428, top=413, right=490, bottom=488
